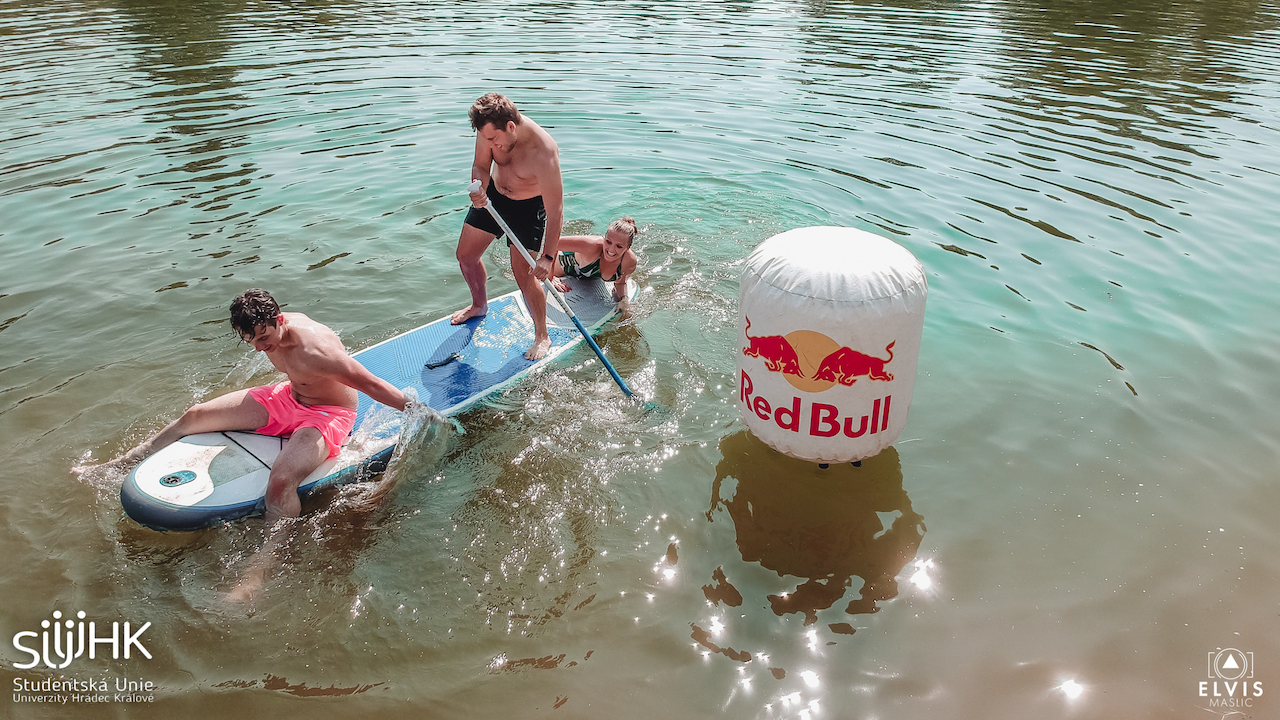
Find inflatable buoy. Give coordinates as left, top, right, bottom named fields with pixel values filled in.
left=737, top=227, right=927, bottom=463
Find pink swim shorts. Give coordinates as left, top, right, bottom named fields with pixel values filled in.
left=247, top=382, right=357, bottom=460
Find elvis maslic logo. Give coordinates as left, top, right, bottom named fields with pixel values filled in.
left=1200, top=648, right=1262, bottom=710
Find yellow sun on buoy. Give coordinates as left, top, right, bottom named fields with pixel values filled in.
left=782, top=330, right=841, bottom=393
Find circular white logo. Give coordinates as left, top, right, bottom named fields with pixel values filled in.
left=1213, top=648, right=1250, bottom=680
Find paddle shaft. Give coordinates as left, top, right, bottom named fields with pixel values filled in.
left=468, top=181, right=634, bottom=397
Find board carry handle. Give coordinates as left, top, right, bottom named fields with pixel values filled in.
left=468, top=180, right=634, bottom=398
left=423, top=352, right=460, bottom=370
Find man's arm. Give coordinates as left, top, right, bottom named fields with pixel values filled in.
left=533, top=151, right=564, bottom=281
left=333, top=355, right=410, bottom=411
left=470, top=135, right=494, bottom=208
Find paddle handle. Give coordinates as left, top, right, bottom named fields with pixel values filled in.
left=467, top=181, right=633, bottom=397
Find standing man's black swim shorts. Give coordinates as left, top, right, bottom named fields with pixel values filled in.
left=464, top=179, right=547, bottom=253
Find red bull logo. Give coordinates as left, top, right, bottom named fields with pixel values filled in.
left=743, top=318, right=894, bottom=393
left=813, top=342, right=894, bottom=385
left=740, top=319, right=900, bottom=441
left=740, top=369, right=892, bottom=438
left=742, top=317, right=803, bottom=376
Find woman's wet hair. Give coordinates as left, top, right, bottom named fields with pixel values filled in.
left=230, top=288, right=281, bottom=339
left=469, top=92, right=521, bottom=132
left=608, top=216, right=639, bottom=247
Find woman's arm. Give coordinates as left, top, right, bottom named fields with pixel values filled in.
left=611, top=251, right=639, bottom=302
left=555, top=234, right=604, bottom=255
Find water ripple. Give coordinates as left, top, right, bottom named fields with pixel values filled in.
left=5, top=0, right=1280, bottom=716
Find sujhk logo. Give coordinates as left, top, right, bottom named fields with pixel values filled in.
left=1199, top=648, right=1262, bottom=709
left=12, top=611, right=152, bottom=670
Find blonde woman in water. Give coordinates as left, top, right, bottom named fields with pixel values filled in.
left=550, top=216, right=639, bottom=304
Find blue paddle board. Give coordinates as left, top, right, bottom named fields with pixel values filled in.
left=121, top=276, right=636, bottom=530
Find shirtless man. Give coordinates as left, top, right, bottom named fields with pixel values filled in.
left=75, top=288, right=413, bottom=523
left=449, top=92, right=564, bottom=360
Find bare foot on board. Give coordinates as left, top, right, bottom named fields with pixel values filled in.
left=450, top=304, right=487, bottom=325
left=524, top=335, right=552, bottom=361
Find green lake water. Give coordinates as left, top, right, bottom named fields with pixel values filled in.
left=3, top=0, right=1280, bottom=717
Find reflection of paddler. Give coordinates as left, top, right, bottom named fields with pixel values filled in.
left=707, top=431, right=925, bottom=625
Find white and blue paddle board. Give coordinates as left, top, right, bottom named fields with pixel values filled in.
left=121, top=276, right=636, bottom=531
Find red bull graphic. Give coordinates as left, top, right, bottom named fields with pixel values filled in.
left=813, top=341, right=895, bottom=386
left=742, top=322, right=894, bottom=394
left=742, top=317, right=803, bottom=377
left=739, top=369, right=892, bottom=438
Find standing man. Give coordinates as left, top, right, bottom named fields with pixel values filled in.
left=449, top=92, right=564, bottom=360
left=75, top=288, right=413, bottom=523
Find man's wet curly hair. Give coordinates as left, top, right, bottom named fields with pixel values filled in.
left=469, top=92, right=521, bottom=132
left=230, top=288, right=281, bottom=340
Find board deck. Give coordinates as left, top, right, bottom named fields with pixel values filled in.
left=122, top=277, right=635, bottom=530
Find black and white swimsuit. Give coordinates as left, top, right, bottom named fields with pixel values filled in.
left=558, top=251, right=622, bottom=282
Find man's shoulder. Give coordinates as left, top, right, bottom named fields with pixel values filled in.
left=285, top=311, right=331, bottom=328
left=287, top=314, right=343, bottom=347
left=523, top=117, right=559, bottom=154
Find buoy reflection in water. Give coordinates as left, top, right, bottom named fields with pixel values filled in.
left=699, top=431, right=927, bottom=713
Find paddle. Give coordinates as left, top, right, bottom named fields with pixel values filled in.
left=469, top=180, right=635, bottom=398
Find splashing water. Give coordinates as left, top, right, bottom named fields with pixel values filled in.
left=384, top=394, right=454, bottom=484
left=339, top=388, right=455, bottom=492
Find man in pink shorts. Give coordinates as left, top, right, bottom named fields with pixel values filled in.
left=77, top=288, right=413, bottom=523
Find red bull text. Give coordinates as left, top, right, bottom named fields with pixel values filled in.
left=739, top=370, right=892, bottom=437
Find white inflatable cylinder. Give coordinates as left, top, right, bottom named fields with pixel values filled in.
left=737, top=227, right=927, bottom=464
